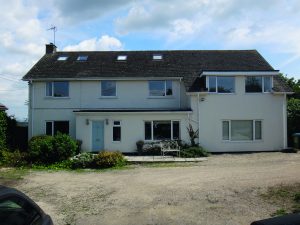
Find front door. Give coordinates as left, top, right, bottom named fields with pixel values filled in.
left=92, top=121, right=104, bottom=151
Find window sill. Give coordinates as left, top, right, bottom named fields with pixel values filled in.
left=99, top=96, right=118, bottom=99
left=222, top=140, right=263, bottom=143
left=44, top=97, right=70, bottom=99
left=112, top=141, right=121, bottom=143
left=244, top=92, right=272, bottom=95
left=207, top=92, right=236, bottom=95
left=147, top=96, right=175, bottom=99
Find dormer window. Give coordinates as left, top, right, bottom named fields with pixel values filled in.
left=117, top=55, right=127, bottom=61
left=57, top=56, right=68, bottom=61
left=153, top=54, right=163, bottom=60
left=245, top=76, right=272, bottom=93
left=77, top=55, right=88, bottom=61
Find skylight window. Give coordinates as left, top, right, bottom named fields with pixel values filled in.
left=117, top=55, right=127, bottom=61
left=153, top=54, right=163, bottom=60
left=77, top=55, right=88, bottom=61
left=57, top=56, right=68, bottom=61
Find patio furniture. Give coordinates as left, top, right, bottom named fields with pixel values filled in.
left=160, top=141, right=181, bottom=157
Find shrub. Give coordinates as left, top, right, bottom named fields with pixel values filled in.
left=181, top=146, right=209, bottom=157
left=70, top=152, right=95, bottom=169
left=28, top=134, right=77, bottom=165
left=0, top=149, right=28, bottom=167
left=52, top=133, right=77, bottom=161
left=136, top=140, right=144, bottom=155
left=94, top=151, right=126, bottom=168
left=0, top=111, right=7, bottom=150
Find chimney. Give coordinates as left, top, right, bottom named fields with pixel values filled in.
left=46, top=43, right=57, bottom=54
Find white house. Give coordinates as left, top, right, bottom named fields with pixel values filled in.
left=23, top=44, right=293, bottom=153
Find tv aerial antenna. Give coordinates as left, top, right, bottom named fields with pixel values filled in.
left=47, top=25, right=57, bottom=45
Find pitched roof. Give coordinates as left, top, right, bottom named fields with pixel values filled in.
left=0, top=103, right=7, bottom=111
left=23, top=50, right=290, bottom=92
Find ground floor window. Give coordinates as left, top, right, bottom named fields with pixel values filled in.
left=144, top=120, right=180, bottom=141
left=222, top=120, right=262, bottom=141
left=113, top=121, right=121, bottom=141
left=46, top=121, right=69, bottom=136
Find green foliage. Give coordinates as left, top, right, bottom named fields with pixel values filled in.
left=0, top=149, right=28, bottom=167
left=287, top=98, right=300, bottom=145
left=279, top=74, right=300, bottom=94
left=70, top=152, right=95, bottom=169
left=271, top=209, right=288, bottom=217
left=294, top=193, right=300, bottom=203
left=187, top=124, right=199, bottom=146
left=0, top=111, right=7, bottom=150
left=28, top=134, right=77, bottom=165
left=94, top=151, right=126, bottom=168
left=181, top=146, right=209, bottom=157
left=32, top=160, right=73, bottom=170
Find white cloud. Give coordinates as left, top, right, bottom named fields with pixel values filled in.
left=63, top=35, right=123, bottom=51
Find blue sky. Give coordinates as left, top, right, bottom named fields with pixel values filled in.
left=0, top=0, right=300, bottom=120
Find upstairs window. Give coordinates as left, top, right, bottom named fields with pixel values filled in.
left=101, top=81, right=116, bottom=97
left=207, top=76, right=235, bottom=93
left=245, top=76, right=272, bottom=93
left=46, top=81, right=69, bottom=97
left=117, top=55, right=127, bottom=61
left=57, top=56, right=68, bottom=61
left=149, top=80, right=172, bottom=96
left=153, top=54, right=163, bottom=60
left=77, top=55, right=88, bottom=61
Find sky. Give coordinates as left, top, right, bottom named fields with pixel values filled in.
left=0, top=0, right=300, bottom=120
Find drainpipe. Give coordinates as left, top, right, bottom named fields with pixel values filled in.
left=29, top=80, right=34, bottom=138
left=179, top=78, right=182, bottom=108
left=283, top=93, right=287, bottom=149
left=197, top=93, right=200, bottom=146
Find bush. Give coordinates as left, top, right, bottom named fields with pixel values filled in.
left=94, top=151, right=126, bottom=168
left=136, top=140, right=144, bottom=155
left=181, top=146, right=209, bottom=157
left=28, top=134, right=77, bottom=165
left=0, top=149, right=28, bottom=167
left=70, top=152, right=95, bottom=169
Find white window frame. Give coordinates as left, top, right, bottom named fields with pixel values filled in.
left=57, top=56, right=68, bottom=61
left=206, top=76, right=235, bottom=94
left=112, top=120, right=121, bottom=142
left=45, top=81, right=69, bottom=98
left=245, top=76, right=273, bottom=93
left=144, top=120, right=180, bottom=141
left=77, top=55, right=88, bottom=61
left=148, top=80, right=173, bottom=97
left=222, top=120, right=262, bottom=142
left=100, top=81, right=117, bottom=98
left=117, top=55, right=127, bottom=61
left=153, top=54, right=163, bottom=60
left=45, top=120, right=70, bottom=136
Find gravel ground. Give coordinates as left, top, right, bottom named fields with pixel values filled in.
left=12, top=152, right=300, bottom=225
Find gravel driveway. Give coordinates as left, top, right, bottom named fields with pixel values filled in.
left=13, top=152, right=300, bottom=225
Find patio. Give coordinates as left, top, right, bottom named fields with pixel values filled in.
left=124, top=156, right=208, bottom=162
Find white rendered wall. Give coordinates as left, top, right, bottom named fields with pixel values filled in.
left=190, top=76, right=286, bottom=152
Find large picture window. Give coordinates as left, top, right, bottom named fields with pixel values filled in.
left=101, top=81, right=116, bottom=97
left=46, top=81, right=69, bottom=97
left=245, top=76, right=272, bottom=93
left=144, top=120, right=180, bottom=140
left=207, top=76, right=235, bottom=93
left=222, top=120, right=262, bottom=141
left=46, top=121, right=69, bottom=136
left=149, top=80, right=172, bottom=96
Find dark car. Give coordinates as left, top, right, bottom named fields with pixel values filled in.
left=0, top=185, right=53, bottom=225
left=251, top=213, right=300, bottom=225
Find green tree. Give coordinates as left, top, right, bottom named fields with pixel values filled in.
left=287, top=98, right=300, bottom=145
left=0, top=111, right=7, bottom=149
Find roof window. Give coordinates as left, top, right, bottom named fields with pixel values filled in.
left=77, top=55, right=88, bottom=61
left=153, top=54, right=163, bottom=60
left=57, top=56, right=68, bottom=61
left=117, top=55, right=127, bottom=61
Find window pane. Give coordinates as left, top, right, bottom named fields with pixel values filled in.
left=53, top=82, right=69, bottom=97
left=46, top=122, right=52, bottom=135
left=218, top=77, right=235, bottom=93
left=166, top=81, right=172, bottom=96
left=208, top=76, right=216, bottom=92
left=113, top=127, right=121, bottom=141
left=263, top=77, right=272, bottom=92
left=101, top=81, right=116, bottom=96
left=145, top=122, right=152, bottom=140
left=153, top=121, right=171, bottom=140
left=231, top=120, right=253, bottom=141
left=54, top=121, right=69, bottom=135
left=222, top=121, right=229, bottom=140
left=255, top=121, right=262, bottom=140
left=246, top=76, right=262, bottom=92
left=46, top=82, right=52, bottom=96
left=149, top=81, right=165, bottom=96
left=172, top=121, right=180, bottom=140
